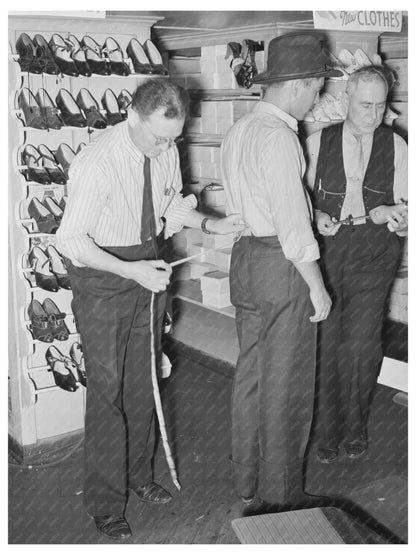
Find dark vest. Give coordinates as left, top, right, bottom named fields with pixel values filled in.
left=312, top=123, right=395, bottom=220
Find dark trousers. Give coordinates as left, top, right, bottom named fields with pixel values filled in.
left=230, top=236, right=317, bottom=504
left=67, top=241, right=166, bottom=517
left=316, top=224, right=401, bottom=448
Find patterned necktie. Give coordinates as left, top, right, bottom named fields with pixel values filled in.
left=140, top=156, right=156, bottom=243
left=341, top=133, right=366, bottom=222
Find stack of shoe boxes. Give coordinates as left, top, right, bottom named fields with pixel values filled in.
left=200, top=270, right=231, bottom=308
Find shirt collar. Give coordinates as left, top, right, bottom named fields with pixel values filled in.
left=253, top=101, right=299, bottom=133
left=120, top=120, right=146, bottom=163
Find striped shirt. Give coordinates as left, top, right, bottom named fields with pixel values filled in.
left=305, top=123, right=408, bottom=212
left=56, top=120, right=196, bottom=266
left=220, top=101, right=319, bottom=263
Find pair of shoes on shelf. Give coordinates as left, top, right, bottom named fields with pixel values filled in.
left=101, top=88, right=128, bottom=125
left=28, top=196, right=64, bottom=234
left=28, top=245, right=71, bottom=292
left=132, top=482, right=172, bottom=504
left=21, top=144, right=67, bottom=185
left=54, top=143, right=77, bottom=180
left=18, top=87, right=63, bottom=130
left=15, top=33, right=60, bottom=75
left=93, top=515, right=131, bottom=539
left=79, top=35, right=130, bottom=76
left=126, top=38, right=168, bottom=75
left=56, top=88, right=108, bottom=129
left=28, top=298, right=69, bottom=342
left=49, top=33, right=93, bottom=77
left=45, top=342, right=86, bottom=391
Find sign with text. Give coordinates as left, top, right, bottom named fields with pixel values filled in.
left=313, top=11, right=402, bottom=33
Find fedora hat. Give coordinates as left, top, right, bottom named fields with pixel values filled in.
left=251, top=31, right=343, bottom=84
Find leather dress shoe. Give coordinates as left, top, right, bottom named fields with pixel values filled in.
left=103, top=37, right=130, bottom=76
left=18, top=88, right=47, bottom=129
left=33, top=34, right=60, bottom=75
left=15, top=33, right=43, bottom=74
left=143, top=39, right=169, bottom=75
left=43, top=196, right=64, bottom=226
left=76, top=88, right=107, bottom=129
left=101, top=89, right=124, bottom=126
left=35, top=89, right=63, bottom=130
left=37, top=144, right=67, bottom=184
left=28, top=197, right=59, bottom=234
left=67, top=34, right=92, bottom=77
left=21, top=144, right=51, bottom=184
left=55, top=143, right=76, bottom=179
left=45, top=345, right=78, bottom=392
left=28, top=299, right=54, bottom=343
left=56, top=89, right=87, bottom=127
left=46, top=245, right=71, bottom=290
left=126, top=38, right=154, bottom=74
left=132, top=482, right=172, bottom=504
left=49, top=33, right=79, bottom=76
left=117, top=89, right=132, bottom=119
left=344, top=437, right=368, bottom=459
left=43, top=297, right=69, bottom=341
left=81, top=36, right=111, bottom=75
left=69, top=341, right=86, bottom=387
left=28, top=246, right=59, bottom=292
left=93, top=515, right=131, bottom=539
left=317, top=447, right=339, bottom=464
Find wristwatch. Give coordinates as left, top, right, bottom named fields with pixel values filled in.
left=201, top=217, right=211, bottom=234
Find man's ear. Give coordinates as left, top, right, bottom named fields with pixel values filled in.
left=291, top=79, right=301, bottom=97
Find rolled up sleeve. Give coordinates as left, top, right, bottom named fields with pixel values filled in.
left=262, top=129, right=319, bottom=263
left=164, top=193, right=197, bottom=237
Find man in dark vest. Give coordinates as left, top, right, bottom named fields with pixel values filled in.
left=305, top=65, right=408, bottom=464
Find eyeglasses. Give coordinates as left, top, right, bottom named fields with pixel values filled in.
left=143, top=118, right=184, bottom=147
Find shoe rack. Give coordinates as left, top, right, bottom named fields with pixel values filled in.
left=8, top=13, right=163, bottom=455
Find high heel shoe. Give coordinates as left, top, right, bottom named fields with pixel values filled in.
left=54, top=143, right=76, bottom=179
left=21, top=145, right=51, bottom=184
left=35, top=88, right=63, bottom=130
left=69, top=342, right=86, bottom=387
left=45, top=345, right=78, bottom=392
left=103, top=37, right=130, bottom=76
left=56, top=89, right=87, bottom=128
left=37, top=144, right=67, bottom=185
left=117, top=89, right=133, bottom=119
left=81, top=35, right=111, bottom=75
left=15, top=33, right=43, bottom=74
left=67, top=34, right=92, bottom=77
left=43, top=298, right=69, bottom=341
left=18, top=88, right=47, bottom=129
left=46, top=245, right=71, bottom=290
left=28, top=299, right=54, bottom=343
left=126, top=38, right=154, bottom=74
left=43, top=196, right=64, bottom=225
left=101, top=89, right=124, bottom=126
left=143, top=39, right=169, bottom=75
left=28, top=246, right=59, bottom=292
left=49, top=33, right=79, bottom=77
left=32, top=34, right=60, bottom=75
left=76, top=88, right=107, bottom=129
left=28, top=197, right=59, bottom=234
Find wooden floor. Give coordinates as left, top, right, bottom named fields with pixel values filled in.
left=8, top=345, right=408, bottom=544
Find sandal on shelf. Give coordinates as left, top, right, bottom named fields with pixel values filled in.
left=45, top=345, right=78, bottom=392
left=28, top=299, right=54, bottom=343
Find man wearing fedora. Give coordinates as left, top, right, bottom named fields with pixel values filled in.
left=221, top=32, right=342, bottom=512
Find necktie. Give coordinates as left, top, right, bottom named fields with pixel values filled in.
left=140, top=156, right=156, bottom=243
left=340, top=133, right=366, bottom=223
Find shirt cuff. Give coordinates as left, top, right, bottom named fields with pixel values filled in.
left=164, top=194, right=197, bottom=238
left=283, top=242, right=320, bottom=263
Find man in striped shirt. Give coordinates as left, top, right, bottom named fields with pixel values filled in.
left=57, top=79, right=244, bottom=539
left=220, top=32, right=340, bottom=514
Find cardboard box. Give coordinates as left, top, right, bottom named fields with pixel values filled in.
left=200, top=270, right=230, bottom=295
left=214, top=247, right=232, bottom=270
left=202, top=290, right=231, bottom=308
left=202, top=233, right=234, bottom=249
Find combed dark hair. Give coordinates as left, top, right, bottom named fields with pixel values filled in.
left=347, top=65, right=392, bottom=94
left=131, top=79, right=190, bottom=120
